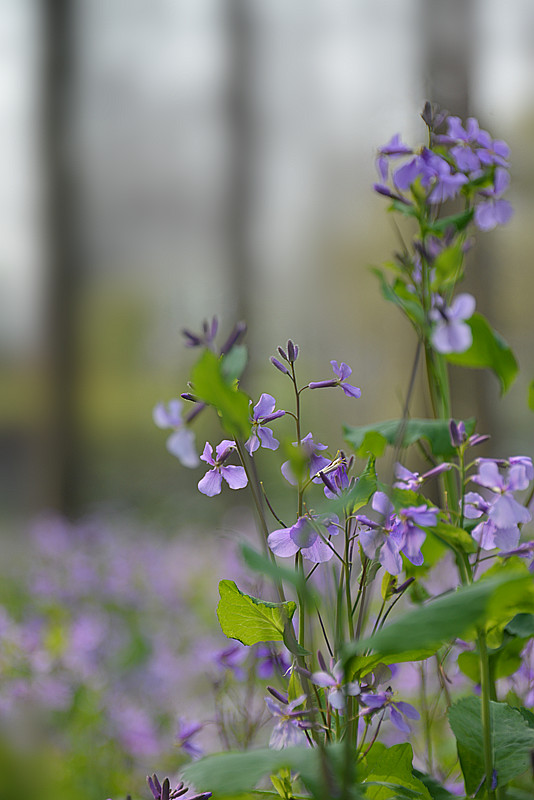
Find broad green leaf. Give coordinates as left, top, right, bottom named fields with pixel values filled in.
left=221, top=344, right=248, bottom=382
left=483, top=560, right=534, bottom=647
left=355, top=430, right=388, bottom=459
left=360, top=743, right=431, bottom=800
left=343, top=571, right=529, bottom=659
left=446, top=312, right=518, bottom=394
left=431, top=241, right=464, bottom=291
left=343, top=418, right=475, bottom=459
left=191, top=349, right=251, bottom=439
left=528, top=380, right=534, bottom=412
left=217, top=580, right=296, bottom=646
left=448, top=696, right=534, bottom=793
left=506, top=613, right=534, bottom=639
left=348, top=649, right=436, bottom=680
left=184, top=744, right=357, bottom=799
left=431, top=522, right=477, bottom=555
left=458, top=636, right=525, bottom=683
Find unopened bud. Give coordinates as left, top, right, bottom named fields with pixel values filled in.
left=287, top=340, right=299, bottom=362
left=271, top=356, right=289, bottom=375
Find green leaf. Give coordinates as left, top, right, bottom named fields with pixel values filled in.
left=184, top=744, right=355, bottom=799
left=430, top=241, right=464, bottom=291
left=458, top=636, right=525, bottom=683
left=217, top=580, right=296, bottom=646
left=221, top=344, right=248, bottom=382
left=446, top=312, right=518, bottom=394
left=191, top=349, right=251, bottom=438
left=343, top=418, right=475, bottom=459
left=431, top=522, right=477, bottom=555
left=354, top=430, right=388, bottom=459
left=448, top=696, right=534, bottom=793
left=506, top=613, right=534, bottom=639
left=426, top=207, right=474, bottom=234
left=360, top=743, right=431, bottom=800
left=343, top=571, right=530, bottom=659
left=528, top=380, right=534, bottom=411
left=372, top=269, right=424, bottom=327
left=348, top=649, right=436, bottom=681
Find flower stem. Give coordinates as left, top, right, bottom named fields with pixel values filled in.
left=478, top=629, right=496, bottom=800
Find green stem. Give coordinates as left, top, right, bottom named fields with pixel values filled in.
left=478, top=630, right=496, bottom=800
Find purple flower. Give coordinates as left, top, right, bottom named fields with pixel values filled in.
left=268, top=514, right=340, bottom=563
left=309, top=361, right=361, bottom=399
left=360, top=689, right=419, bottom=733
left=213, top=642, right=248, bottom=680
left=469, top=459, right=532, bottom=550
left=430, top=293, right=475, bottom=354
left=375, top=134, right=413, bottom=182
left=393, top=462, right=451, bottom=491
left=197, top=440, right=248, bottom=496
left=176, top=717, right=204, bottom=760
left=264, top=693, right=310, bottom=749
left=358, top=492, right=437, bottom=574
left=182, top=317, right=219, bottom=348
left=281, top=433, right=330, bottom=485
left=153, top=400, right=199, bottom=468
left=393, top=150, right=467, bottom=204
left=245, top=394, right=285, bottom=455
left=311, top=658, right=360, bottom=712
left=254, top=645, right=291, bottom=680
left=439, top=116, right=485, bottom=172
left=318, top=455, right=353, bottom=498
left=474, top=168, right=513, bottom=231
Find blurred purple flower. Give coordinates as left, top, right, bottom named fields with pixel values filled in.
left=153, top=400, right=199, bottom=468
left=245, top=394, right=285, bottom=455
left=360, top=689, right=419, bottom=733
left=311, top=657, right=360, bottom=712
left=148, top=774, right=212, bottom=800
left=281, top=433, right=330, bottom=485
left=264, top=693, right=310, bottom=749
left=268, top=514, right=340, bottom=563
left=198, top=440, right=248, bottom=496
left=176, top=717, right=204, bottom=760
left=375, top=133, right=413, bottom=182
left=474, top=168, right=513, bottom=231
left=213, top=642, right=248, bottom=680
left=254, top=645, right=290, bottom=680
left=430, top=293, right=475, bottom=354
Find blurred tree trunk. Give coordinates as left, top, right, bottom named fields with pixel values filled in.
left=422, top=0, right=494, bottom=441
left=40, top=0, right=80, bottom=515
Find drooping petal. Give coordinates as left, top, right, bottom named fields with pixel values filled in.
left=268, top=528, right=300, bottom=558
left=380, top=537, right=403, bottom=575
left=301, top=536, right=335, bottom=563
left=359, top=528, right=385, bottom=561
left=311, top=671, right=337, bottom=688
left=257, top=426, right=280, bottom=451
left=489, top=494, right=530, bottom=528
left=281, top=460, right=298, bottom=485
left=394, top=701, right=420, bottom=720
left=401, top=527, right=426, bottom=565
left=341, top=383, right=362, bottom=399
left=221, top=465, right=248, bottom=490
left=472, top=520, right=497, bottom=550
left=493, top=525, right=521, bottom=552
left=389, top=706, right=411, bottom=733
left=328, top=688, right=346, bottom=710
left=245, top=431, right=261, bottom=455
left=166, top=428, right=199, bottom=468
left=198, top=469, right=223, bottom=497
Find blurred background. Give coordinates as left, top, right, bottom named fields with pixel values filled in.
left=2, top=0, right=534, bottom=527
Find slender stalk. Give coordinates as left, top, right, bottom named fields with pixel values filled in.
left=478, top=630, right=496, bottom=800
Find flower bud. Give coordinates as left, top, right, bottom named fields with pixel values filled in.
left=287, top=340, right=299, bottom=362
left=270, top=356, right=289, bottom=375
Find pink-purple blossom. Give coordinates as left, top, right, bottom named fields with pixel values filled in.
left=153, top=400, right=199, bottom=468
left=309, top=360, right=361, bottom=399
left=268, top=514, right=340, bottom=563
left=429, top=293, right=475, bottom=354
left=359, top=689, right=419, bottom=733
left=245, top=394, right=285, bottom=455
left=198, top=440, right=248, bottom=496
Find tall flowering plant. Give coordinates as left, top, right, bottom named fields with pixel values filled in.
left=148, top=105, right=534, bottom=800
